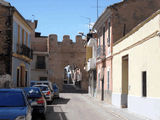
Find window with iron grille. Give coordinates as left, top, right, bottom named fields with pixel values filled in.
left=17, top=68, right=20, bottom=87
left=103, top=26, right=106, bottom=55
left=25, top=71, right=28, bottom=87
left=98, top=73, right=100, bottom=88
left=107, top=21, right=111, bottom=46
left=36, top=56, right=46, bottom=69
left=40, top=77, right=47, bottom=81
left=107, top=70, right=110, bottom=90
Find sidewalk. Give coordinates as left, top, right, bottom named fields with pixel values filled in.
left=82, top=94, right=151, bottom=120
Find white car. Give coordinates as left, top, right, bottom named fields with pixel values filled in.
left=33, top=85, right=54, bottom=103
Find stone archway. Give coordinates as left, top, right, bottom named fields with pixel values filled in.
left=48, top=34, right=88, bottom=91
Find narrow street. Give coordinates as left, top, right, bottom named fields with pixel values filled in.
left=33, top=85, right=148, bottom=120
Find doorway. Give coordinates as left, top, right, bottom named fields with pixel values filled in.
left=20, top=65, right=25, bottom=87
left=121, top=55, right=128, bottom=108
left=101, top=77, right=104, bottom=101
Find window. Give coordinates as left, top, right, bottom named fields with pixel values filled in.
left=17, top=68, right=20, bottom=87
left=97, top=32, right=100, bottom=46
left=107, top=70, right=110, bottom=90
left=25, top=71, right=28, bottom=87
left=40, top=77, right=47, bottom=81
left=26, top=32, right=28, bottom=46
left=18, top=25, right=20, bottom=44
left=36, top=56, right=46, bottom=69
left=142, top=71, right=147, bottom=97
left=0, top=92, right=26, bottom=107
left=103, top=27, right=105, bottom=55
left=123, top=24, right=126, bottom=36
left=22, top=29, right=24, bottom=45
left=107, top=20, right=111, bottom=46
left=98, top=73, right=100, bottom=88
left=98, top=38, right=100, bottom=46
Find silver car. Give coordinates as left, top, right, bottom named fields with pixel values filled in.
left=33, top=85, right=54, bottom=103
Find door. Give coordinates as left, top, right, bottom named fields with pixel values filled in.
left=101, top=77, right=104, bottom=101
left=121, top=55, right=128, bottom=108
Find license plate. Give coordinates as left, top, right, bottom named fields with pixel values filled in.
left=31, top=101, right=37, bottom=106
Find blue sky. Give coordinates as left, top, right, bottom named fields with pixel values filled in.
left=7, top=0, right=121, bottom=41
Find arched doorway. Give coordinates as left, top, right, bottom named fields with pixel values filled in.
left=63, top=64, right=82, bottom=89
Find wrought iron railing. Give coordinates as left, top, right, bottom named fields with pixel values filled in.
left=97, top=45, right=105, bottom=58
left=17, top=44, right=33, bottom=59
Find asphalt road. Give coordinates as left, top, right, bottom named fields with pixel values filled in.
left=32, top=93, right=122, bottom=120
left=32, top=85, right=147, bottom=120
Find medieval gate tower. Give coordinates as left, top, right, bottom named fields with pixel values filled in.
left=48, top=34, right=88, bottom=90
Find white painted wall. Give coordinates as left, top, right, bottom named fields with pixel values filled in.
left=112, top=12, right=160, bottom=120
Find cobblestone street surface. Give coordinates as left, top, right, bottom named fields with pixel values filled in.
left=33, top=85, right=150, bottom=120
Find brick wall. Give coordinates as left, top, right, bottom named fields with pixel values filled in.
left=31, top=37, right=48, bottom=52
left=112, top=0, right=160, bottom=43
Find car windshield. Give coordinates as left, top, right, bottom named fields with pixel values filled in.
left=24, top=88, right=42, bottom=98
left=0, top=91, right=26, bottom=107
left=34, top=86, right=49, bottom=91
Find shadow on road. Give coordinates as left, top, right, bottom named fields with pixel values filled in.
left=61, top=84, right=88, bottom=94
left=51, top=97, right=70, bottom=105
left=32, top=106, right=68, bottom=120
left=46, top=106, right=68, bottom=120
left=32, top=113, right=46, bottom=120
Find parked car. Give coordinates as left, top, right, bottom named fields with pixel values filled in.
left=52, top=83, right=59, bottom=98
left=30, top=81, right=53, bottom=91
left=0, top=89, right=32, bottom=120
left=24, top=87, right=47, bottom=114
left=33, top=84, right=54, bottom=103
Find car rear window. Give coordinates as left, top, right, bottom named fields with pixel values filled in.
left=34, top=86, right=49, bottom=91
left=0, top=91, right=26, bottom=107
left=24, top=88, right=42, bottom=98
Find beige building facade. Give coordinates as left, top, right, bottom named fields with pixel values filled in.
left=27, top=20, right=49, bottom=82
left=92, top=0, right=160, bottom=104
left=112, top=10, right=160, bottom=120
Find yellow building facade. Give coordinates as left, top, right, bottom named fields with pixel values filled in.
left=112, top=10, right=160, bottom=120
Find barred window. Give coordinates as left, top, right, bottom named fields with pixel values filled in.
left=36, top=56, right=46, bottom=69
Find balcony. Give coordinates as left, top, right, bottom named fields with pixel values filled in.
left=17, top=44, right=33, bottom=59
left=86, top=58, right=96, bottom=71
left=97, top=45, right=105, bottom=59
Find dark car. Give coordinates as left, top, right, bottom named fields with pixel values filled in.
left=0, top=89, right=32, bottom=120
left=52, top=83, right=59, bottom=98
left=24, top=87, right=47, bottom=114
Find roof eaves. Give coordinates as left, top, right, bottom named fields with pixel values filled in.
left=92, top=0, right=127, bottom=30
left=114, top=9, right=160, bottom=46
left=12, top=7, right=33, bottom=32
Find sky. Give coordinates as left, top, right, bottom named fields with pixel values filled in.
left=7, top=0, right=121, bottom=41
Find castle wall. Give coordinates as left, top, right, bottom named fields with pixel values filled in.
left=48, top=34, right=88, bottom=90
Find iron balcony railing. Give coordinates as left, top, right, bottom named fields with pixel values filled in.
left=97, top=45, right=105, bottom=58
left=17, top=44, right=33, bottom=59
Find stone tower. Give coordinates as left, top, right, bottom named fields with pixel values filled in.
left=48, top=34, right=88, bottom=90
